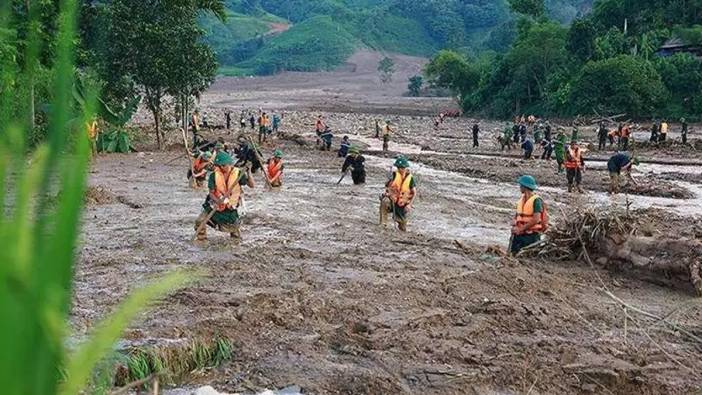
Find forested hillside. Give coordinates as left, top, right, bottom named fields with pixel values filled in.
left=425, top=0, right=702, bottom=119
left=203, top=0, right=593, bottom=76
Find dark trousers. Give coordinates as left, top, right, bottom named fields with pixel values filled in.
left=541, top=147, right=552, bottom=160
left=524, top=149, right=533, bottom=159
left=473, top=132, right=479, bottom=147
left=598, top=138, right=606, bottom=150
left=351, top=170, right=366, bottom=185
left=621, top=137, right=629, bottom=150
left=566, top=168, right=582, bottom=186
left=511, top=233, right=541, bottom=254
left=682, top=133, right=688, bottom=144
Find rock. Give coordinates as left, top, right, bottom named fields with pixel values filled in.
left=194, top=386, right=229, bottom=395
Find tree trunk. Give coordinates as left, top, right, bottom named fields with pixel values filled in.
left=153, top=110, right=161, bottom=150
left=600, top=236, right=702, bottom=296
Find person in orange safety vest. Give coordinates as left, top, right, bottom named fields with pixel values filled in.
left=380, top=156, right=416, bottom=232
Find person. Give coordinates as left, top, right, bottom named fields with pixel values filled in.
left=607, top=152, right=639, bottom=194
left=540, top=137, right=553, bottom=160
left=534, top=125, right=543, bottom=145
left=681, top=118, right=688, bottom=144
left=383, top=122, right=393, bottom=152
left=190, top=110, right=201, bottom=135
left=659, top=119, right=668, bottom=142
left=258, top=112, right=269, bottom=144
left=519, top=123, right=527, bottom=143
left=234, top=138, right=262, bottom=174
left=320, top=126, right=333, bottom=151
left=341, top=145, right=366, bottom=185
left=544, top=122, right=552, bottom=141
left=608, top=127, right=618, bottom=146
left=194, top=152, right=254, bottom=242
left=188, top=150, right=213, bottom=188
left=202, top=113, right=209, bottom=129
left=375, top=119, right=381, bottom=138
left=597, top=122, right=608, bottom=150
left=472, top=123, right=480, bottom=148
left=620, top=123, right=631, bottom=151
left=553, top=130, right=566, bottom=174
left=86, top=117, right=99, bottom=155
left=240, top=113, right=246, bottom=130
left=266, top=149, right=284, bottom=188
left=380, top=156, right=416, bottom=232
left=512, top=123, right=520, bottom=145
left=338, top=136, right=350, bottom=157
left=272, top=113, right=281, bottom=133
left=500, top=124, right=514, bottom=151
left=510, top=175, right=547, bottom=255
left=225, top=110, right=231, bottom=130
left=650, top=120, right=659, bottom=142
left=521, top=138, right=534, bottom=160
left=249, top=113, right=256, bottom=130
left=571, top=127, right=579, bottom=142
left=565, top=140, right=585, bottom=193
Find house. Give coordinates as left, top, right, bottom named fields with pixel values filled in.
left=656, top=37, right=702, bottom=58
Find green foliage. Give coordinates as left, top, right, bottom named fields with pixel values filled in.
left=508, top=0, right=546, bottom=18
left=99, top=0, right=224, bottom=148
left=96, top=130, right=133, bottom=153
left=237, top=16, right=356, bottom=75
left=1, top=2, right=197, bottom=395
left=594, top=27, right=628, bottom=60
left=207, top=0, right=592, bottom=75
left=424, top=50, right=480, bottom=99
left=377, top=56, right=395, bottom=83
left=568, top=55, right=667, bottom=117
left=655, top=53, right=702, bottom=116
left=567, top=18, right=597, bottom=61
left=408, top=75, right=423, bottom=96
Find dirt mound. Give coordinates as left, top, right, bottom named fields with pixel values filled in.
left=85, top=186, right=117, bottom=205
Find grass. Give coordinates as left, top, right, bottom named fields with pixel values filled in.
left=104, top=337, right=236, bottom=390
left=0, top=1, right=197, bottom=394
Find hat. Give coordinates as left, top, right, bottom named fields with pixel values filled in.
left=518, top=175, right=538, bottom=191
left=349, top=145, right=360, bottom=154
left=213, top=151, right=234, bottom=166
left=274, top=149, right=283, bottom=158
left=394, top=157, right=410, bottom=169
left=202, top=151, right=213, bottom=160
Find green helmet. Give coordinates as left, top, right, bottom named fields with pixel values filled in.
left=274, top=149, right=283, bottom=158
left=518, top=175, right=538, bottom=191
left=213, top=151, right=234, bottom=166
left=394, top=156, right=410, bottom=169
left=202, top=151, right=213, bottom=160
left=349, top=145, right=360, bottom=154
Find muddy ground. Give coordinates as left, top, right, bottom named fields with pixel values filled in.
left=73, top=56, right=702, bottom=394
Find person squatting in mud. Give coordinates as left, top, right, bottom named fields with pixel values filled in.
left=380, top=156, right=416, bottom=232
left=266, top=149, right=284, bottom=188
left=511, top=175, right=548, bottom=254
left=195, top=152, right=254, bottom=242
left=607, top=152, right=639, bottom=194
left=187, top=150, right=213, bottom=189
left=341, top=145, right=366, bottom=185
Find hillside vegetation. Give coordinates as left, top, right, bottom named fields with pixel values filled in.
left=203, top=0, right=593, bottom=76
left=424, top=0, right=702, bottom=119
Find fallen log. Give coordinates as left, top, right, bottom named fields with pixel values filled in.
left=524, top=207, right=702, bottom=296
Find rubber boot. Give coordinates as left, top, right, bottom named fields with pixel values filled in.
left=230, top=226, right=241, bottom=244
left=379, top=197, right=389, bottom=226
left=398, top=221, right=407, bottom=232
left=194, top=212, right=208, bottom=241
left=567, top=184, right=573, bottom=193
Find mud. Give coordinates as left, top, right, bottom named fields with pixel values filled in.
left=73, top=67, right=702, bottom=394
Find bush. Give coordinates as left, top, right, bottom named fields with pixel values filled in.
left=568, top=55, right=668, bottom=117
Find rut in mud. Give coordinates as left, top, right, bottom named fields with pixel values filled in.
left=72, top=108, right=702, bottom=394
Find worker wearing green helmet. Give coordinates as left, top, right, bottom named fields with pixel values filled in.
left=511, top=175, right=548, bottom=255
left=380, top=156, right=417, bottom=232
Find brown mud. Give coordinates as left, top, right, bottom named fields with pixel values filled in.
left=73, top=59, right=702, bottom=394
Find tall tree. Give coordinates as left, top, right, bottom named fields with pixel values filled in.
left=103, top=0, right=224, bottom=148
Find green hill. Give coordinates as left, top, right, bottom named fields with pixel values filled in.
left=204, top=0, right=594, bottom=76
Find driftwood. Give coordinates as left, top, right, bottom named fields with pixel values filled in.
left=524, top=207, right=702, bottom=296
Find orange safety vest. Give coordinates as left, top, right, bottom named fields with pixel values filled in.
left=267, top=158, right=283, bottom=185
left=565, top=147, right=582, bottom=169
left=213, top=167, right=242, bottom=211
left=515, top=194, right=546, bottom=234
left=388, top=171, right=414, bottom=207
left=621, top=126, right=630, bottom=138
left=87, top=121, right=98, bottom=139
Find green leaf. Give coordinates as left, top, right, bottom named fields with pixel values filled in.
left=58, top=270, right=197, bottom=395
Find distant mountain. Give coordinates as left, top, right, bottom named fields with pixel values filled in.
left=202, top=0, right=593, bottom=76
